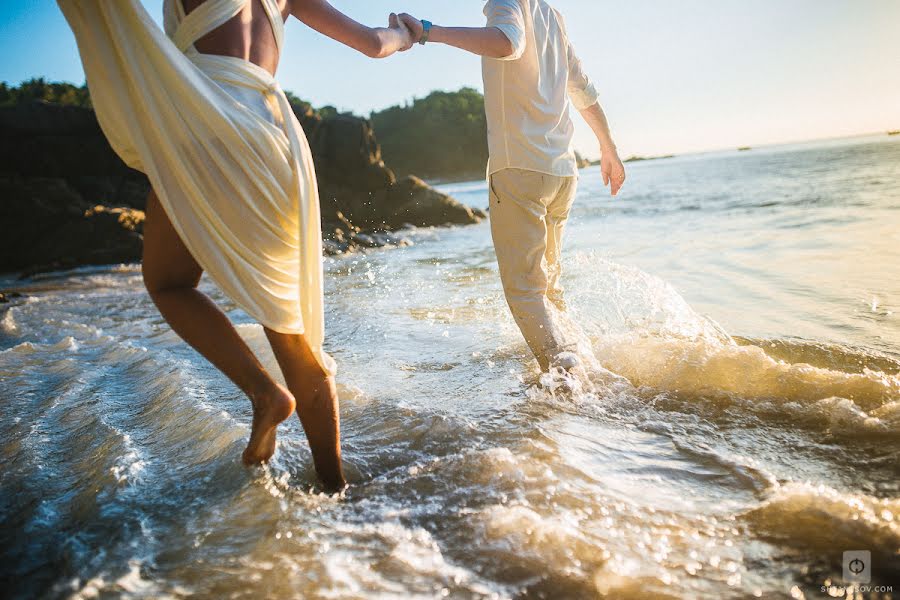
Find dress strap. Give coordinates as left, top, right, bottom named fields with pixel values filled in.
left=170, top=0, right=246, bottom=53
left=257, top=0, right=285, bottom=53
left=164, top=0, right=284, bottom=55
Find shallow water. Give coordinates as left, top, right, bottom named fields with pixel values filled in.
left=1, top=134, right=899, bottom=599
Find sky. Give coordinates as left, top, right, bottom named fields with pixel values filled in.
left=1, top=1, right=899, bottom=159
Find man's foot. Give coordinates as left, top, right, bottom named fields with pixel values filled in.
left=541, top=351, right=588, bottom=395
left=552, top=351, right=582, bottom=372
left=242, top=383, right=296, bottom=465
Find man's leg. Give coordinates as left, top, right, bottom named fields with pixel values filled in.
left=545, top=177, right=578, bottom=311
left=489, top=169, right=566, bottom=371
left=142, top=191, right=295, bottom=465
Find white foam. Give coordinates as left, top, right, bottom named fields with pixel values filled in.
left=0, top=306, right=18, bottom=334
left=744, top=482, right=900, bottom=553
left=557, top=255, right=900, bottom=433
left=69, top=560, right=171, bottom=600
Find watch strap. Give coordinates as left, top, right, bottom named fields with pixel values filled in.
left=419, top=20, right=432, bottom=45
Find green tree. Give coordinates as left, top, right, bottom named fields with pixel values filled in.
left=370, top=87, right=488, bottom=181
left=0, top=78, right=91, bottom=108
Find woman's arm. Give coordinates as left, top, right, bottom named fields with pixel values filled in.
left=290, top=0, right=413, bottom=58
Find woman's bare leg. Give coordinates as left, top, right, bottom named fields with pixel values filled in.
left=264, top=329, right=346, bottom=492
left=142, top=190, right=295, bottom=464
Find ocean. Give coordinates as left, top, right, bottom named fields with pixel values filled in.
left=1, top=134, right=898, bottom=599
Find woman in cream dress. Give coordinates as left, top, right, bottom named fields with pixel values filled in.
left=59, top=0, right=415, bottom=491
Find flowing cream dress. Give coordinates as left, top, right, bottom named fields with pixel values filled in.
left=58, top=0, right=335, bottom=374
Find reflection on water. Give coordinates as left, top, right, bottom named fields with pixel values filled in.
left=1, top=134, right=899, bottom=598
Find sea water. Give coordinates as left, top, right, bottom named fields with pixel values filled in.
left=1, top=134, right=898, bottom=598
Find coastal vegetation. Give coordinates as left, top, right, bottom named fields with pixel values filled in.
left=0, top=78, right=90, bottom=108
left=369, top=88, right=489, bottom=181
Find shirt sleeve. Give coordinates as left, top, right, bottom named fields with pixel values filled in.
left=566, top=39, right=599, bottom=110
left=554, top=9, right=599, bottom=110
left=483, top=0, right=527, bottom=61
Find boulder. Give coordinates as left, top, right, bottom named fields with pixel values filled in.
left=377, top=176, right=486, bottom=229
left=304, top=115, right=396, bottom=192
left=0, top=177, right=144, bottom=274
left=0, top=100, right=484, bottom=273
left=20, top=205, right=145, bottom=275
left=0, top=102, right=143, bottom=179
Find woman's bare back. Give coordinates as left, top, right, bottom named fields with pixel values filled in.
left=182, top=0, right=291, bottom=75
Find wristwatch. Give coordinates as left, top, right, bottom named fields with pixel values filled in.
left=419, top=20, right=432, bottom=45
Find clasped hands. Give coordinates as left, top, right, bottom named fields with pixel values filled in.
left=387, top=13, right=426, bottom=51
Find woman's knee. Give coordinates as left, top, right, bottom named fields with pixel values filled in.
left=142, top=190, right=202, bottom=294
left=265, top=329, right=327, bottom=375
left=141, top=261, right=200, bottom=295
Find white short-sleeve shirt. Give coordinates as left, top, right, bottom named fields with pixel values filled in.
left=482, top=0, right=599, bottom=177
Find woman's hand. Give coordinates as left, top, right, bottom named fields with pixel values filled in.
left=291, top=0, right=412, bottom=58
left=389, top=13, right=415, bottom=52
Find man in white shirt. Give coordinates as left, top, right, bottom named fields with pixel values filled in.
left=400, top=2, right=626, bottom=371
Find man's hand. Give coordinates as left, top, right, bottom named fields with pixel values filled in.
left=577, top=104, right=624, bottom=196
left=600, top=148, right=626, bottom=197
left=389, top=12, right=414, bottom=51
left=398, top=13, right=424, bottom=44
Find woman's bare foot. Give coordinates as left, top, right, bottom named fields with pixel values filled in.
left=262, top=329, right=347, bottom=491
left=242, top=383, right=296, bottom=465
left=296, top=375, right=347, bottom=492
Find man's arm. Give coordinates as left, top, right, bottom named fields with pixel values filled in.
left=428, top=25, right=515, bottom=59
left=291, top=0, right=412, bottom=58
left=398, top=1, right=524, bottom=60
left=580, top=103, right=626, bottom=196
left=565, top=36, right=626, bottom=196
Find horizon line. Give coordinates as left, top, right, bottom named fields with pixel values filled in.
left=581, top=129, right=899, bottom=163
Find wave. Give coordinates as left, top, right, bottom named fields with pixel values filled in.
left=744, top=482, right=900, bottom=558
left=558, top=255, right=900, bottom=435
left=593, top=335, right=900, bottom=435
left=65, top=560, right=172, bottom=600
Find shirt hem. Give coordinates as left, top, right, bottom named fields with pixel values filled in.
left=487, top=164, right=580, bottom=179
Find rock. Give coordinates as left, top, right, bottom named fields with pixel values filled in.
left=318, top=176, right=485, bottom=233
left=0, top=292, right=25, bottom=302
left=13, top=204, right=144, bottom=277
left=1, top=100, right=483, bottom=275
left=574, top=151, right=592, bottom=170
left=303, top=115, right=396, bottom=192
left=0, top=101, right=151, bottom=273
left=0, top=101, right=144, bottom=178
left=379, top=176, right=487, bottom=229
left=68, top=175, right=150, bottom=209
left=0, top=175, right=90, bottom=271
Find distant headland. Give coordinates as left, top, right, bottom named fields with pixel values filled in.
left=622, top=154, right=676, bottom=164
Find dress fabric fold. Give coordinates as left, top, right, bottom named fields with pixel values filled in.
left=58, top=0, right=335, bottom=374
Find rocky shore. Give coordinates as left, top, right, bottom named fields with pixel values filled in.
left=0, top=101, right=485, bottom=276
